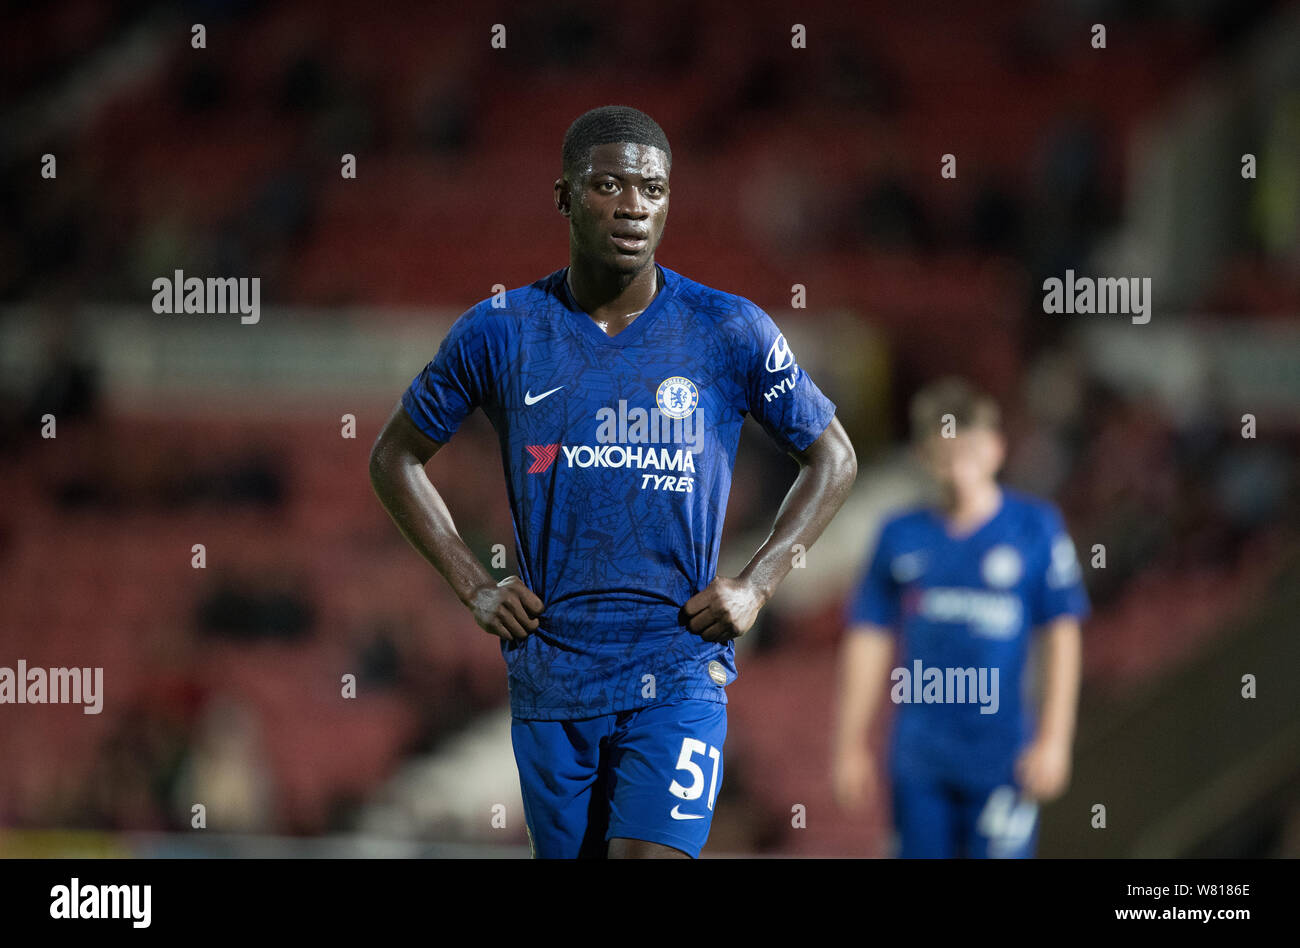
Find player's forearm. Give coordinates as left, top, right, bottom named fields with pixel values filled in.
left=833, top=628, right=894, bottom=753
left=369, top=453, right=494, bottom=607
left=737, top=426, right=857, bottom=603
left=1036, top=619, right=1082, bottom=745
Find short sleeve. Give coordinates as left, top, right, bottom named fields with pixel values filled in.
left=845, top=522, right=901, bottom=631
left=740, top=301, right=837, bottom=455
left=1030, top=505, right=1091, bottom=627
left=401, top=306, right=494, bottom=444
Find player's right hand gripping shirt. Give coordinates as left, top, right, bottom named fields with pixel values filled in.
left=402, top=264, right=837, bottom=720
left=844, top=489, right=1090, bottom=784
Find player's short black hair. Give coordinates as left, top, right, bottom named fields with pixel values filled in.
left=562, top=105, right=671, bottom=180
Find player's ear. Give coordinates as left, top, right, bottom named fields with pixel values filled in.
left=989, top=429, right=1007, bottom=471
left=554, top=178, right=571, bottom=217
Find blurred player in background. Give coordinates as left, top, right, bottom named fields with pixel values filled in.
left=370, top=105, right=857, bottom=858
left=831, top=378, right=1088, bottom=857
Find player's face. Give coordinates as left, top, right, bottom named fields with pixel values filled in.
left=562, top=142, right=669, bottom=274
left=920, top=428, right=1004, bottom=499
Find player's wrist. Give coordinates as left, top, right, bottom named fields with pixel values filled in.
left=458, top=576, right=497, bottom=609
left=1033, top=728, right=1072, bottom=752
left=737, top=570, right=775, bottom=606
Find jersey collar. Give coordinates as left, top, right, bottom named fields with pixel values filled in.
left=556, top=263, right=675, bottom=348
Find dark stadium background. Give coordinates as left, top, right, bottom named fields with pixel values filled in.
left=0, top=0, right=1297, bottom=858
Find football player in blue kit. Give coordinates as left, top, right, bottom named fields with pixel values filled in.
left=832, top=378, right=1088, bottom=857
left=369, top=106, right=858, bottom=857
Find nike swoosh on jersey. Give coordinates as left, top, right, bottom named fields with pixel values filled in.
left=670, top=805, right=705, bottom=821
left=524, top=385, right=565, bottom=405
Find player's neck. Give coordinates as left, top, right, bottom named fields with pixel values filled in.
left=939, top=482, right=1003, bottom=536
left=565, top=257, right=660, bottom=328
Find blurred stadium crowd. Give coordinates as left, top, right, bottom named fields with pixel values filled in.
left=0, top=0, right=1297, bottom=856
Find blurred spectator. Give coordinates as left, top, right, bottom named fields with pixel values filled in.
left=172, top=696, right=276, bottom=833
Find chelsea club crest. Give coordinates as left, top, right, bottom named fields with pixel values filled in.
left=656, top=376, right=699, bottom=419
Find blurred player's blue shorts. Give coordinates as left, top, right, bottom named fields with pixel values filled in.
left=890, top=769, right=1039, bottom=858
left=511, top=698, right=727, bottom=858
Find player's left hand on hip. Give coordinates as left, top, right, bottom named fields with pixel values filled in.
left=682, top=576, right=764, bottom=642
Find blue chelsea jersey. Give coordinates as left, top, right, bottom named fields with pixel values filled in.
left=845, top=488, right=1091, bottom=782
left=402, top=264, right=838, bottom=719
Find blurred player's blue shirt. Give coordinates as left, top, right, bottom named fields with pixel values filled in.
left=403, top=264, right=837, bottom=719
left=845, top=489, right=1090, bottom=783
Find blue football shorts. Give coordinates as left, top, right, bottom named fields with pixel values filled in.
left=890, top=769, right=1040, bottom=858
left=511, top=697, right=728, bottom=858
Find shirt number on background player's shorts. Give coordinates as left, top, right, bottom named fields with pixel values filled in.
left=668, top=738, right=721, bottom=815
left=975, top=785, right=1037, bottom=855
